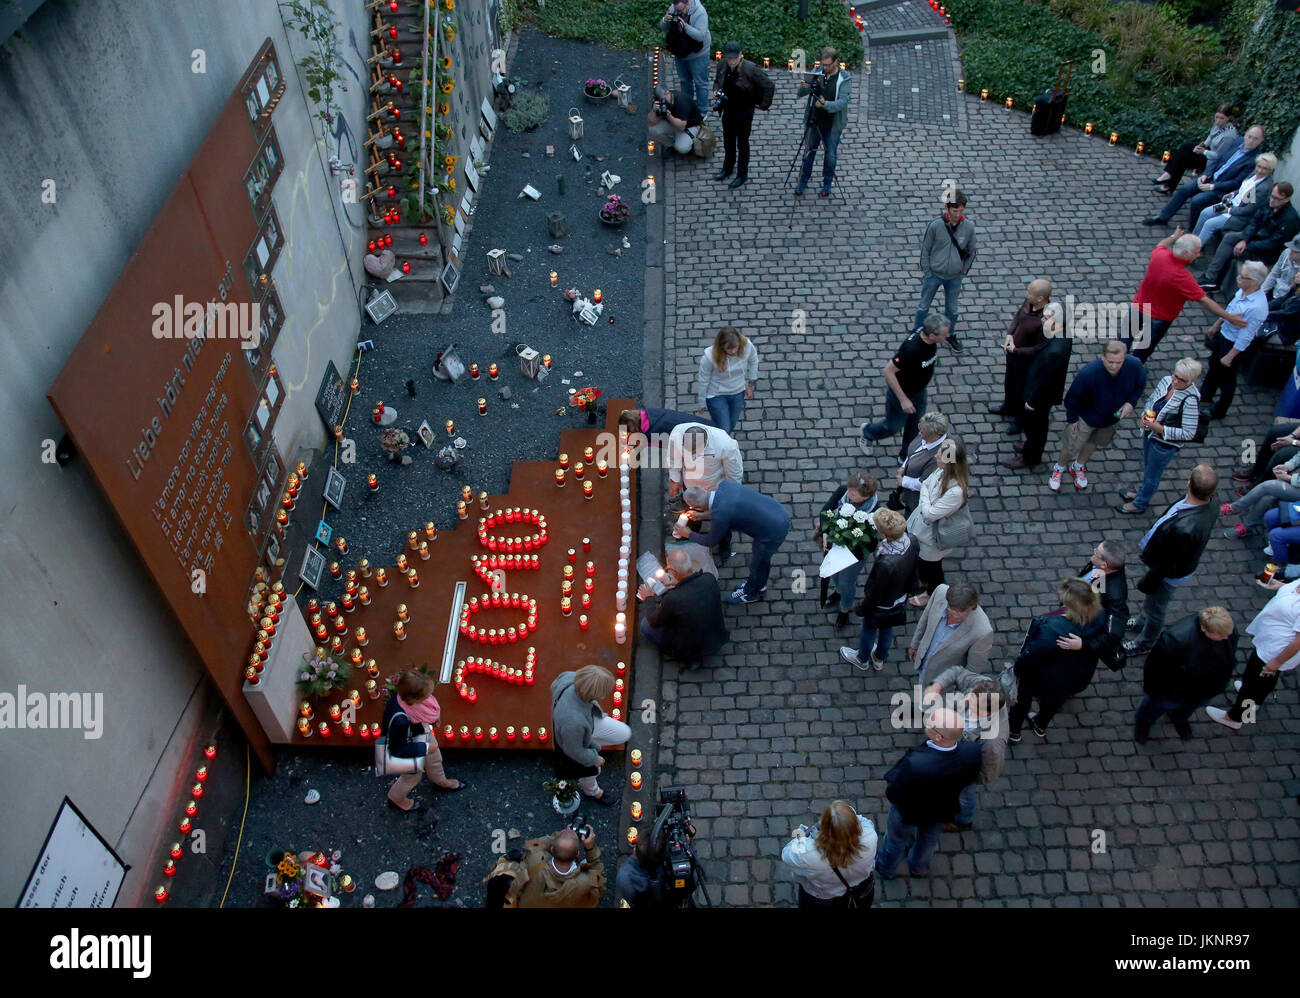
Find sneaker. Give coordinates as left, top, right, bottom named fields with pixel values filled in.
left=726, top=586, right=762, bottom=604
left=1234, top=680, right=1242, bottom=692
left=1223, top=524, right=1248, bottom=539
left=870, top=655, right=885, bottom=671
left=1220, top=502, right=1236, bottom=517
left=1125, top=615, right=1142, bottom=632
left=1008, top=730, right=1022, bottom=745
left=1049, top=467, right=1063, bottom=492
left=1204, top=706, right=1242, bottom=730
left=1232, top=468, right=1253, bottom=483
left=839, top=647, right=869, bottom=671
left=1122, top=638, right=1150, bottom=655
left=793, top=184, right=806, bottom=195
left=1026, top=713, right=1047, bottom=738
left=1071, top=463, right=1088, bottom=490
left=858, top=422, right=874, bottom=456
left=947, top=335, right=963, bottom=354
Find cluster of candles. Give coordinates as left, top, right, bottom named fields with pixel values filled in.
left=244, top=583, right=288, bottom=684
left=476, top=508, right=549, bottom=552
left=453, top=650, right=538, bottom=701
left=615, top=425, right=634, bottom=618
left=471, top=552, right=540, bottom=584
left=299, top=716, right=382, bottom=739
left=442, top=724, right=548, bottom=743
left=460, top=592, right=538, bottom=643
left=157, top=748, right=218, bottom=900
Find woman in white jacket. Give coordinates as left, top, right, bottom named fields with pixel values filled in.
left=906, top=439, right=970, bottom=608
left=780, top=800, right=877, bottom=907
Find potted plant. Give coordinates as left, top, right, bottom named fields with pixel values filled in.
left=544, top=778, right=581, bottom=816
left=583, top=77, right=612, bottom=102
left=380, top=428, right=412, bottom=464
left=599, top=194, right=630, bottom=226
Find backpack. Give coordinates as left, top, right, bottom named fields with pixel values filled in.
left=691, top=123, right=716, bottom=158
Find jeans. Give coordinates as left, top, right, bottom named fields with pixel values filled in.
left=1133, top=436, right=1180, bottom=511
left=914, top=274, right=962, bottom=339
left=797, top=126, right=841, bottom=193
left=875, top=805, right=941, bottom=877
left=744, top=536, right=784, bottom=595
left=1262, top=507, right=1300, bottom=565
left=674, top=53, right=712, bottom=116
left=1192, top=206, right=1233, bottom=242
left=955, top=784, right=977, bottom=825
left=1135, top=694, right=1214, bottom=729
left=1232, top=479, right=1300, bottom=527
left=856, top=622, right=895, bottom=664
left=706, top=392, right=745, bottom=433
left=862, top=388, right=926, bottom=460
left=1159, top=179, right=1218, bottom=229
left=1127, top=307, right=1173, bottom=365
left=1201, top=333, right=1241, bottom=418
left=831, top=560, right=863, bottom=614
left=1133, top=579, right=1177, bottom=649
left=577, top=714, right=633, bottom=794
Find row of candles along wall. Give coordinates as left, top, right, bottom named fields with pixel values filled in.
left=154, top=742, right=218, bottom=902
left=966, top=80, right=1166, bottom=155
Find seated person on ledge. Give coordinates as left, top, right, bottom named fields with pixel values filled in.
left=637, top=548, right=729, bottom=670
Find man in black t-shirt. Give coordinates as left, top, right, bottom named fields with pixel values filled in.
left=648, top=85, right=703, bottom=155
left=860, top=315, right=949, bottom=460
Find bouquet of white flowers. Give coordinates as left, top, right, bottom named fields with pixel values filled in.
left=819, top=503, right=880, bottom=559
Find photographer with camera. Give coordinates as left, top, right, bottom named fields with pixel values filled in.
left=710, top=41, right=771, bottom=190
left=485, top=823, right=606, bottom=908
left=781, top=800, right=878, bottom=908
left=794, top=47, right=852, bottom=198
left=648, top=84, right=704, bottom=156
left=660, top=0, right=711, bottom=115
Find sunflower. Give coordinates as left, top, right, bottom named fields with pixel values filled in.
left=441, top=81, right=454, bottom=94
left=441, top=56, right=452, bottom=70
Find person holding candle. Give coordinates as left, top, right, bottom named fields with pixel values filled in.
left=551, top=666, right=632, bottom=804
left=780, top=800, right=877, bottom=907
left=677, top=480, right=790, bottom=604
left=914, top=190, right=975, bottom=352
left=1116, top=357, right=1205, bottom=514
left=695, top=326, right=758, bottom=434
left=382, top=671, right=467, bottom=813
left=637, top=548, right=728, bottom=671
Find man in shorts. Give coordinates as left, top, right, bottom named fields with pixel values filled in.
left=1050, top=340, right=1147, bottom=492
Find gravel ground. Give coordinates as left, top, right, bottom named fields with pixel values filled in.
left=212, top=27, right=649, bottom=909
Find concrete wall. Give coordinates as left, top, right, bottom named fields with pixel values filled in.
left=0, top=0, right=369, bottom=905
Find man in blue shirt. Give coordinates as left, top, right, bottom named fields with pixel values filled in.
left=676, top=480, right=791, bottom=604
left=1144, top=124, right=1265, bottom=230
left=1200, top=260, right=1271, bottom=420
left=1050, top=340, right=1147, bottom=492
left=1124, top=464, right=1219, bottom=654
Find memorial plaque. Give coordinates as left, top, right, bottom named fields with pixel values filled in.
left=314, top=360, right=347, bottom=433
left=323, top=467, right=347, bottom=511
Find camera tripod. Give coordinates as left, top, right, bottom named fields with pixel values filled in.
left=783, top=80, right=836, bottom=198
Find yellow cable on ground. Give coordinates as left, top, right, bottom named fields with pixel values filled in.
left=218, top=742, right=252, bottom=908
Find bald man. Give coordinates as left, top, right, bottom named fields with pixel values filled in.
left=989, top=279, right=1052, bottom=434
left=875, top=707, right=982, bottom=879
left=513, top=824, right=606, bottom=908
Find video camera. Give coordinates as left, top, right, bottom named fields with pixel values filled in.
left=650, top=786, right=705, bottom=903
left=803, top=72, right=825, bottom=98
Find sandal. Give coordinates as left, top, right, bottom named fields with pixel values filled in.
left=1121, top=489, right=1138, bottom=502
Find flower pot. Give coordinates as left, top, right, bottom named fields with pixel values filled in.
left=584, top=90, right=611, bottom=103
left=552, top=793, right=581, bottom=816
left=599, top=212, right=628, bottom=227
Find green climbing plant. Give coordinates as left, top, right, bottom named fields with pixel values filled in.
left=279, top=0, right=346, bottom=138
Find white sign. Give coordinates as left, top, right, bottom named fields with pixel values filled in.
left=19, top=799, right=126, bottom=908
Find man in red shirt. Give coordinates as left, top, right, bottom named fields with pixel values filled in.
left=1128, top=229, right=1246, bottom=363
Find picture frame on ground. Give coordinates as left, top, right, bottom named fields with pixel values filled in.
left=417, top=420, right=436, bottom=448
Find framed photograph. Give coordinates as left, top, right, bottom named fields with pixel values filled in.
left=416, top=420, right=436, bottom=448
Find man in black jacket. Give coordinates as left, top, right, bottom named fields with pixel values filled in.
left=711, top=42, right=767, bottom=190
left=1080, top=539, right=1128, bottom=665
left=1003, top=302, right=1070, bottom=470
left=875, top=708, right=982, bottom=878
left=636, top=548, right=728, bottom=670
left=1124, top=464, right=1219, bottom=655
left=1136, top=606, right=1237, bottom=743
left=1201, top=182, right=1299, bottom=295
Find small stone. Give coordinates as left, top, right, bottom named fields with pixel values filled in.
left=507, top=253, right=524, bottom=261
left=498, top=386, right=512, bottom=400
left=606, top=245, right=622, bottom=256
left=400, top=455, right=413, bottom=466
left=548, top=244, right=564, bottom=254
left=479, top=284, right=495, bottom=294
left=304, top=789, right=321, bottom=805
left=486, top=296, right=505, bottom=309
left=375, top=871, right=400, bottom=891
left=362, top=894, right=375, bottom=908
left=521, top=152, right=530, bottom=158
left=508, top=828, right=521, bottom=839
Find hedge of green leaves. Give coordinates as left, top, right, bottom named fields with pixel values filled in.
left=518, top=0, right=865, bottom=67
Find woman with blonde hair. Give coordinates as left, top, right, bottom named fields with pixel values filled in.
left=906, top=438, right=970, bottom=606
left=1007, top=578, right=1108, bottom=743
left=382, top=669, right=467, bottom=812
left=695, top=326, right=759, bottom=433
left=839, top=507, right=919, bottom=672
left=781, top=800, right=877, bottom=907
left=1117, top=357, right=1204, bottom=514
left=551, top=665, right=632, bottom=804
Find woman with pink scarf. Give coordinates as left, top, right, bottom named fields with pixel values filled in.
left=383, top=670, right=468, bottom=812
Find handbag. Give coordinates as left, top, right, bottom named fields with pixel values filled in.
left=933, top=502, right=973, bottom=550
left=691, top=123, right=716, bottom=158
left=831, top=865, right=874, bottom=909
left=373, top=711, right=430, bottom=777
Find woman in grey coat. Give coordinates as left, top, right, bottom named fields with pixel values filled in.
left=551, top=666, right=632, bottom=804
left=1154, top=104, right=1238, bottom=193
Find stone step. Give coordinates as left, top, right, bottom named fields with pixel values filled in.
left=867, top=26, right=950, bottom=44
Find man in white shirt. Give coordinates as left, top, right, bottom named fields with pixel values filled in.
left=1207, top=578, right=1300, bottom=730
left=666, top=423, right=743, bottom=495
left=1200, top=259, right=1270, bottom=420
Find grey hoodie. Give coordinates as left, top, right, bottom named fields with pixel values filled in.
left=551, top=671, right=601, bottom=767
left=919, top=213, right=976, bottom=279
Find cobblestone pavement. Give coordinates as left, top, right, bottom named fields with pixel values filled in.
left=650, top=11, right=1300, bottom=907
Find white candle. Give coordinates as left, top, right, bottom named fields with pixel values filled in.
left=614, top=621, right=626, bottom=644
left=616, top=590, right=627, bottom=610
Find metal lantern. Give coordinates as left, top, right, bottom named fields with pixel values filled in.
left=517, top=344, right=541, bottom=379
left=567, top=107, right=584, bottom=139
left=486, top=248, right=506, bottom=275
left=616, top=83, right=632, bottom=108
